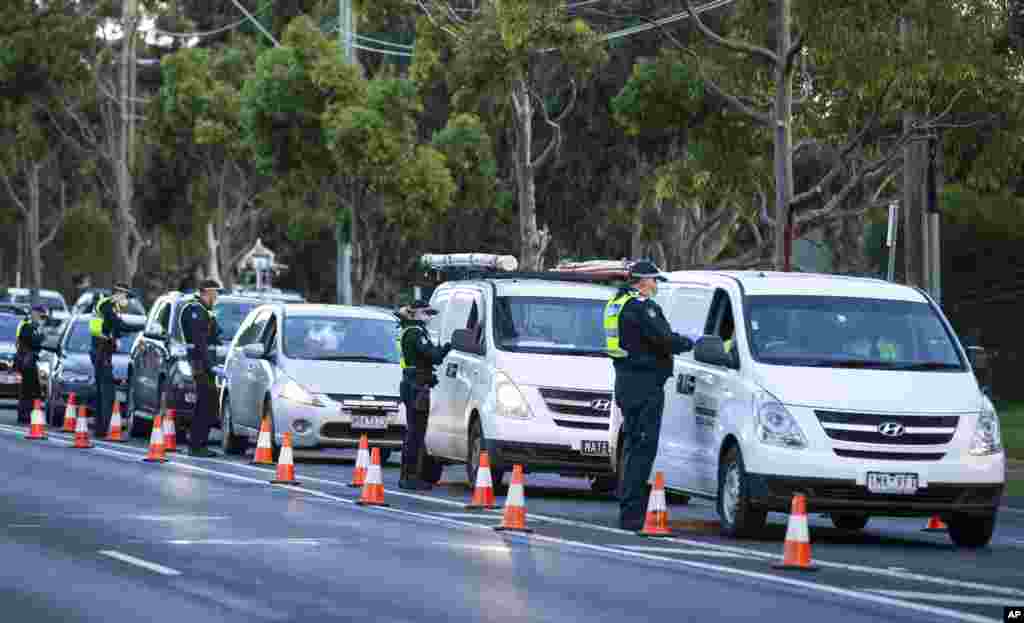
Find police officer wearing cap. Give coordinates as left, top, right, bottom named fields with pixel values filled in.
left=396, top=300, right=451, bottom=490
left=180, top=279, right=223, bottom=457
left=605, top=261, right=693, bottom=531
left=15, top=305, right=48, bottom=424
left=91, top=284, right=145, bottom=437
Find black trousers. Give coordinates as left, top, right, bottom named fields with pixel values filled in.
left=17, top=366, right=41, bottom=424
left=190, top=372, right=217, bottom=451
left=615, top=372, right=666, bottom=524
left=400, top=380, right=428, bottom=479
left=94, top=364, right=115, bottom=436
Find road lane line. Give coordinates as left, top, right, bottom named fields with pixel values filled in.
left=166, top=539, right=333, bottom=546
left=863, top=590, right=1014, bottom=607
left=615, top=546, right=755, bottom=558
left=135, top=515, right=230, bottom=522
left=8, top=524, right=41, bottom=528
left=98, top=550, right=182, bottom=576
left=435, top=542, right=513, bottom=553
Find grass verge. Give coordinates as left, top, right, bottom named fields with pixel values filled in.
left=997, top=401, right=1024, bottom=498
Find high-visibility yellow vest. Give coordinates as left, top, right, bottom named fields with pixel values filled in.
left=16, top=320, right=28, bottom=340
left=604, top=291, right=640, bottom=358
left=879, top=341, right=897, bottom=361
left=396, top=326, right=422, bottom=369
left=89, top=297, right=113, bottom=338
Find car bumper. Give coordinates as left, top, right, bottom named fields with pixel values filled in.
left=272, top=397, right=406, bottom=450
left=485, top=409, right=614, bottom=476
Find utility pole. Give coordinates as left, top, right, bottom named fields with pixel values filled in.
left=118, top=0, right=138, bottom=283
left=926, top=135, right=942, bottom=303
left=775, top=0, right=796, bottom=272
left=337, top=0, right=355, bottom=305
left=900, top=16, right=926, bottom=289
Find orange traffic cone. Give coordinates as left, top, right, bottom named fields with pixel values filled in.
left=922, top=515, right=947, bottom=532
left=349, top=434, right=370, bottom=488
left=251, top=415, right=274, bottom=465
left=356, top=448, right=389, bottom=506
left=162, top=409, right=177, bottom=452
left=773, top=494, right=818, bottom=571
left=271, top=432, right=301, bottom=485
left=494, top=464, right=532, bottom=533
left=466, top=451, right=496, bottom=510
left=107, top=401, right=125, bottom=442
left=638, top=471, right=672, bottom=537
left=143, top=414, right=167, bottom=463
left=25, top=399, right=47, bottom=439
left=72, top=405, right=93, bottom=448
left=62, top=394, right=77, bottom=432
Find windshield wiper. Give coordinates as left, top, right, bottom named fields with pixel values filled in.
left=310, top=355, right=394, bottom=363
left=891, top=361, right=961, bottom=371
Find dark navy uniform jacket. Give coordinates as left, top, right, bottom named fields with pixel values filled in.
left=614, top=290, right=692, bottom=385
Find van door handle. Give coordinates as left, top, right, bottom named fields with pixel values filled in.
left=676, top=374, right=695, bottom=395
left=446, top=363, right=457, bottom=378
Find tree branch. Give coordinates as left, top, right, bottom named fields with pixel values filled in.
left=0, top=157, right=28, bottom=216
left=784, top=31, right=804, bottom=73
left=679, top=48, right=772, bottom=126
left=683, top=0, right=778, bottom=65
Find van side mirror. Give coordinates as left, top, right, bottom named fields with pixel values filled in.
left=451, top=328, right=484, bottom=355
left=694, top=336, right=737, bottom=369
left=243, top=343, right=267, bottom=359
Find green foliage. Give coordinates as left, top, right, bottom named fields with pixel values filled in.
left=432, top=113, right=499, bottom=203
left=611, top=50, right=705, bottom=136
left=941, top=185, right=1024, bottom=238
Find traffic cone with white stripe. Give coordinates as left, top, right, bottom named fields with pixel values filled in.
left=72, top=405, right=93, bottom=448
left=494, top=464, right=532, bottom=533
left=162, top=409, right=177, bottom=452
left=25, top=399, right=47, bottom=439
left=773, top=494, right=818, bottom=571
left=922, top=515, right=947, bottom=532
left=62, top=393, right=77, bottom=432
left=638, top=471, right=672, bottom=537
left=271, top=432, right=301, bottom=485
left=349, top=434, right=370, bottom=488
left=143, top=414, right=167, bottom=463
left=466, top=450, right=496, bottom=510
left=251, top=415, right=274, bottom=465
left=356, top=448, right=389, bottom=506
left=106, top=401, right=125, bottom=442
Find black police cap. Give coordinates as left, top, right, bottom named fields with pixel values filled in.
left=406, top=300, right=439, bottom=315
left=629, top=260, right=667, bottom=282
left=197, top=279, right=222, bottom=291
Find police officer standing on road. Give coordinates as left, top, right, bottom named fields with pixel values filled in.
left=91, top=284, right=145, bottom=437
left=180, top=280, right=223, bottom=457
left=605, top=261, right=693, bottom=531
left=396, top=300, right=451, bottom=491
left=15, top=305, right=48, bottom=424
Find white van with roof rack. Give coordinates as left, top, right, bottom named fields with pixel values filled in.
left=608, top=270, right=1005, bottom=548
left=417, top=254, right=622, bottom=490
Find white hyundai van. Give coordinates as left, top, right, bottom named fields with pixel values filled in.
left=608, top=270, right=1005, bottom=548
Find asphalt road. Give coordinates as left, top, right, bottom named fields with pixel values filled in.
left=0, top=403, right=1021, bottom=623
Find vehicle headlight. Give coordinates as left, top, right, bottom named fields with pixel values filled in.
left=495, top=372, right=532, bottom=419
left=278, top=377, right=323, bottom=407
left=969, top=400, right=1002, bottom=456
left=755, top=391, right=806, bottom=449
left=59, top=370, right=93, bottom=384
left=176, top=360, right=193, bottom=378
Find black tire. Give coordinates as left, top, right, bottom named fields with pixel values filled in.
left=378, top=448, right=392, bottom=465
left=126, top=379, right=150, bottom=438
left=947, top=512, right=996, bottom=549
left=831, top=513, right=870, bottom=531
left=717, top=445, right=767, bottom=538
left=220, top=394, right=246, bottom=455
left=466, top=418, right=505, bottom=487
left=418, top=444, right=444, bottom=484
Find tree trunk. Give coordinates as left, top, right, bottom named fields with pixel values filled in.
left=206, top=222, right=222, bottom=284
left=773, top=0, right=795, bottom=271
left=27, top=164, right=42, bottom=288
left=511, top=79, right=550, bottom=271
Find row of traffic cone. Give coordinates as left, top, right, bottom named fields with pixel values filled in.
left=26, top=395, right=147, bottom=446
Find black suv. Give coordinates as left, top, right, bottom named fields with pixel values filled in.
left=126, top=292, right=263, bottom=437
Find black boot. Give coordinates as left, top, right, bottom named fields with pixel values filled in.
left=398, top=456, right=432, bottom=491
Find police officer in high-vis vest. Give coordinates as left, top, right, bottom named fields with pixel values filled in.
left=179, top=279, right=223, bottom=457
left=16, top=305, right=48, bottom=424
left=91, top=284, right=144, bottom=437
left=396, top=300, right=451, bottom=490
left=605, top=261, right=693, bottom=531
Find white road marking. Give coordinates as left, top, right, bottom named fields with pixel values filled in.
left=8, top=524, right=41, bottom=528
left=435, top=542, right=512, bottom=553
left=0, top=425, right=1012, bottom=621
left=166, top=539, right=332, bottom=546
left=98, top=550, right=181, bottom=576
left=863, top=590, right=1015, bottom=607
left=616, top=545, right=754, bottom=558
left=135, top=515, right=230, bottom=522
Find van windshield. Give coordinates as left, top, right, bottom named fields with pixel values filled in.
left=745, top=295, right=965, bottom=370
left=493, top=296, right=607, bottom=357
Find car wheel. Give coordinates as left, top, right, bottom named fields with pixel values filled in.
left=126, top=380, right=149, bottom=438
left=717, top=445, right=767, bottom=538
left=831, top=513, right=870, bottom=532
left=947, top=512, right=996, bottom=549
left=220, top=394, right=246, bottom=456
left=466, top=418, right=504, bottom=487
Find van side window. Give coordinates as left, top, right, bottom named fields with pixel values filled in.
left=442, top=291, right=473, bottom=343
left=703, top=289, right=739, bottom=365
left=669, top=287, right=714, bottom=339
left=428, top=290, right=450, bottom=339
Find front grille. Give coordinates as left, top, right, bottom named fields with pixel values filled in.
left=326, top=393, right=400, bottom=412
left=834, top=449, right=946, bottom=461
left=815, top=410, right=959, bottom=446
left=320, top=422, right=405, bottom=441
left=538, top=387, right=612, bottom=430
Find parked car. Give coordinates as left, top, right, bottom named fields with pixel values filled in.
left=229, top=287, right=306, bottom=303
left=126, top=292, right=264, bottom=437
left=40, top=312, right=144, bottom=427
left=219, top=303, right=403, bottom=461
left=0, top=309, right=26, bottom=400
left=1, top=288, right=70, bottom=334
left=73, top=288, right=147, bottom=316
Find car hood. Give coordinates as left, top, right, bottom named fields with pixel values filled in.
left=281, top=359, right=401, bottom=398
left=493, top=351, right=614, bottom=392
left=751, top=364, right=982, bottom=414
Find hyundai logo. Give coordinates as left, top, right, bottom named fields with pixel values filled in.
left=878, top=422, right=906, bottom=437
left=362, top=395, right=376, bottom=401
left=590, top=399, right=612, bottom=412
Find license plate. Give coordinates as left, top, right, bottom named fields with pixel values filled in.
left=581, top=440, right=610, bottom=456
left=0, top=373, right=19, bottom=384
left=867, top=472, right=918, bottom=495
left=184, top=392, right=196, bottom=404
left=351, top=415, right=387, bottom=429
left=116, top=391, right=126, bottom=403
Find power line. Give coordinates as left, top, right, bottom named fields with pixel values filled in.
left=150, top=1, right=273, bottom=39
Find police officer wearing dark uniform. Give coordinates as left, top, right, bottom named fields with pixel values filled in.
left=91, top=284, right=145, bottom=437
left=605, top=261, right=693, bottom=531
left=396, top=300, right=451, bottom=490
left=179, top=280, right=223, bottom=457
left=15, top=305, right=48, bottom=424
